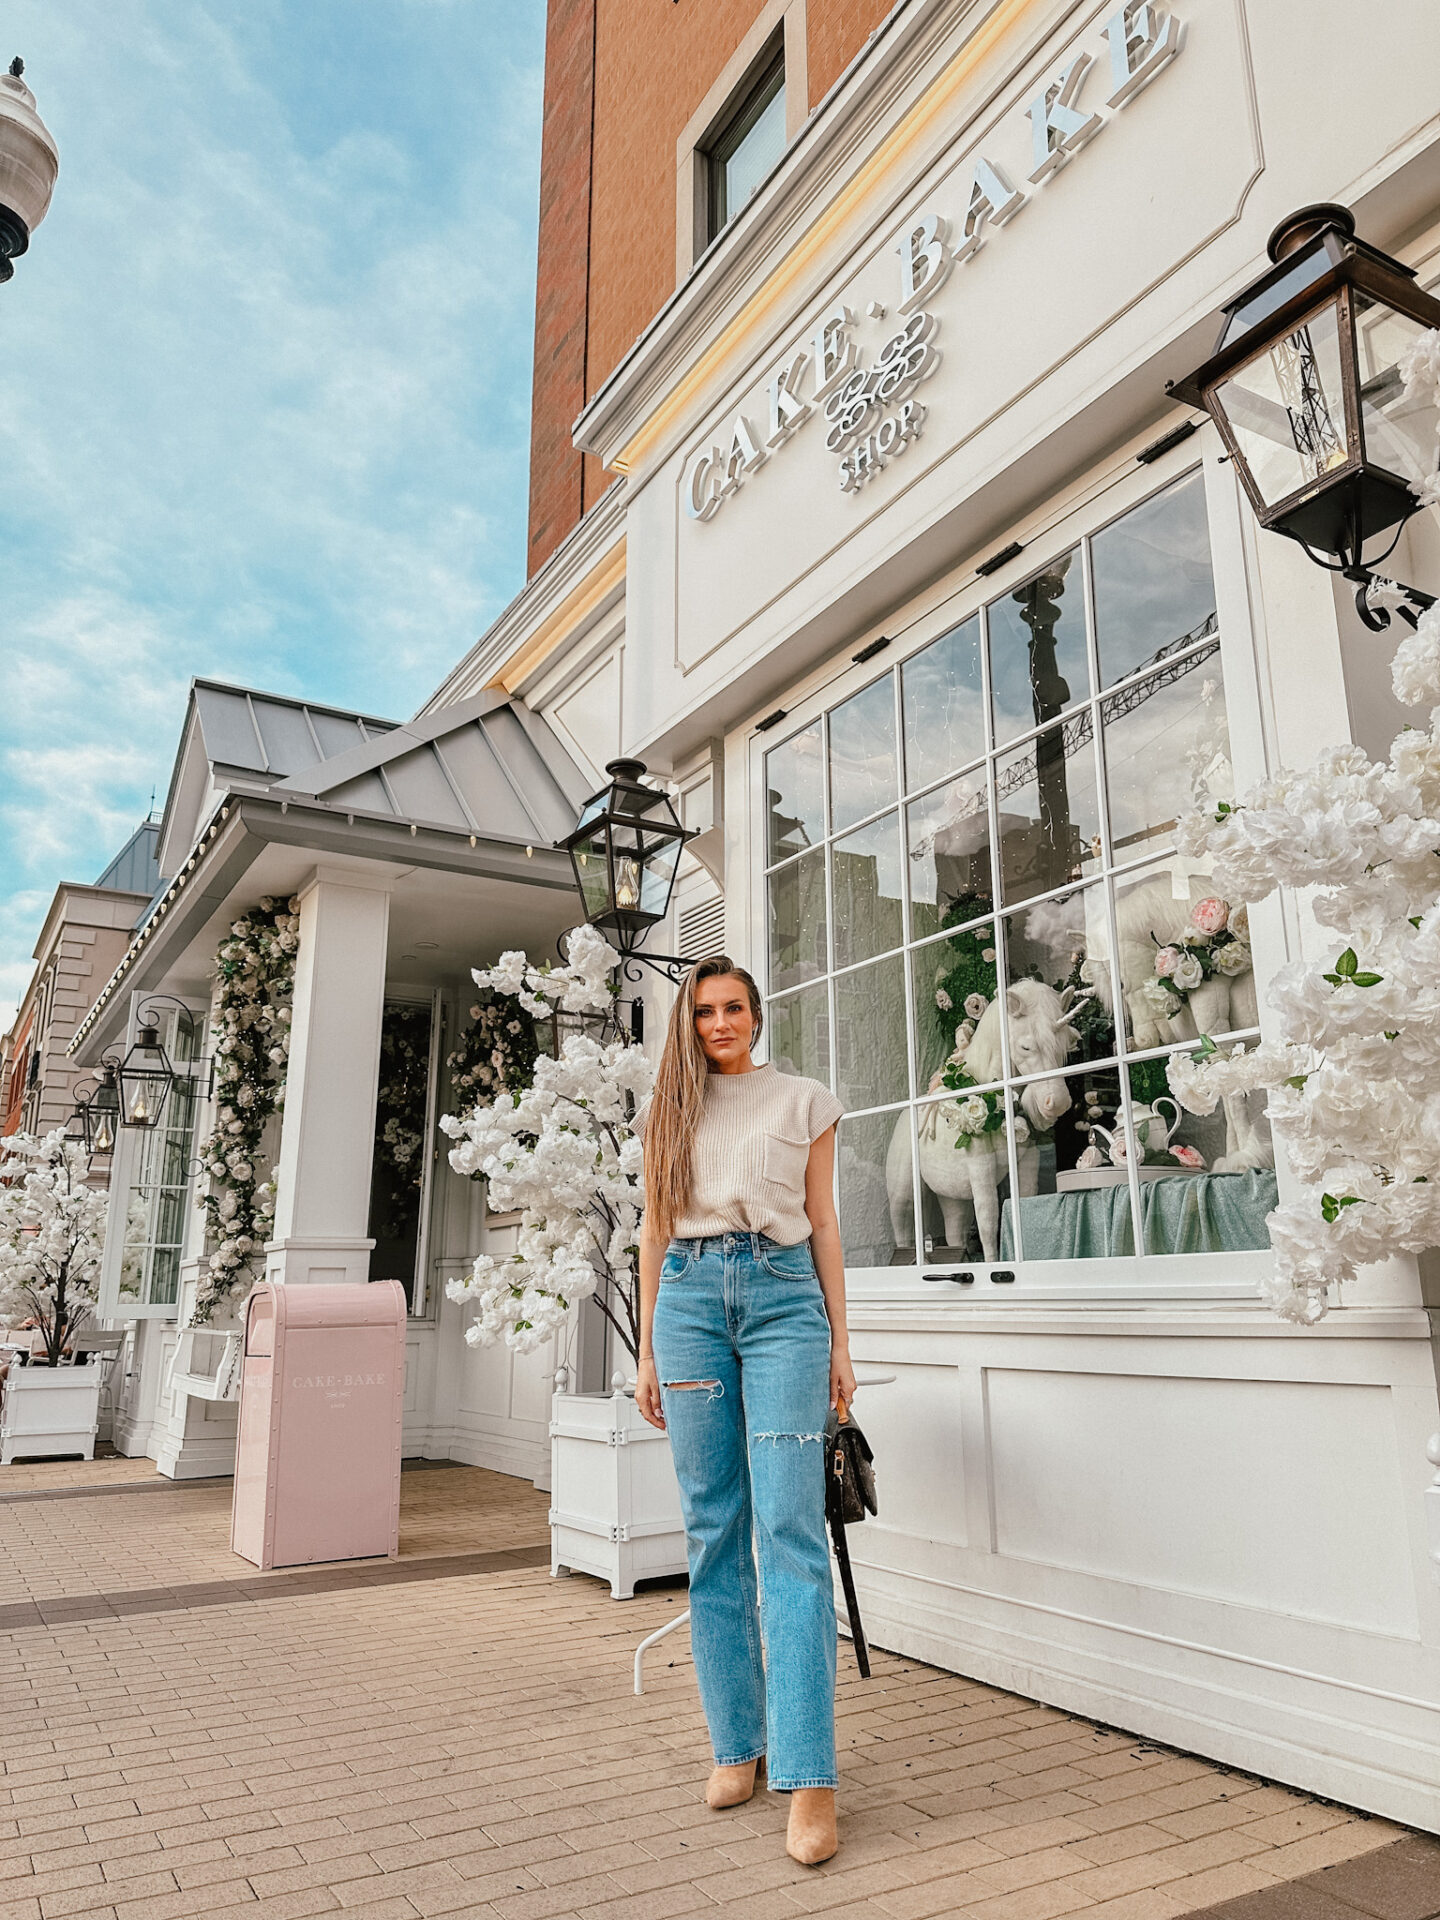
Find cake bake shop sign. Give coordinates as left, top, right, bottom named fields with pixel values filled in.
left=683, top=2, right=1182, bottom=519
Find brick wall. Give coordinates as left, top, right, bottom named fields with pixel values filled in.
left=526, top=0, right=899, bottom=576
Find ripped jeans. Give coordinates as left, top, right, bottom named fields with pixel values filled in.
left=652, top=1231, right=837, bottom=1791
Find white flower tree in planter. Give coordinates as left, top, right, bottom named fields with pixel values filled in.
left=441, top=926, right=688, bottom=1598
left=0, top=1131, right=107, bottom=1463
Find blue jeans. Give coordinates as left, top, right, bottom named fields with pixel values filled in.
left=652, top=1231, right=837, bottom=1791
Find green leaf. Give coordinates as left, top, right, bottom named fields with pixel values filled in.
left=1213, top=801, right=1234, bottom=820
left=1194, top=1034, right=1218, bottom=1059
left=1410, top=916, right=1423, bottom=929
left=1284, top=1074, right=1309, bottom=1089
left=1334, top=948, right=1358, bottom=977
left=1350, top=972, right=1383, bottom=988
left=1320, top=1192, right=1364, bottom=1224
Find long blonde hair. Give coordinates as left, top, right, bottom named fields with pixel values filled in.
left=644, top=955, right=764, bottom=1242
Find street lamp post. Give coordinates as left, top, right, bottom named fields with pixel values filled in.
left=0, top=56, right=58, bottom=284
left=1169, top=204, right=1440, bottom=631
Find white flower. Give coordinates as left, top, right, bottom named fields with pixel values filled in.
left=964, top=993, right=989, bottom=1020
left=955, top=1094, right=989, bottom=1133
left=1171, top=953, right=1204, bottom=992
left=935, top=988, right=952, bottom=1011
left=1213, top=939, right=1251, bottom=977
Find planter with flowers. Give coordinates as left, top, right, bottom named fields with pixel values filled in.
left=0, top=1132, right=107, bottom=1464
left=441, top=927, right=687, bottom=1599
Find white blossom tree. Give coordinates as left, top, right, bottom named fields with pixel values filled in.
left=1166, top=333, right=1440, bottom=1324
left=0, top=1132, right=107, bottom=1365
left=440, top=927, right=654, bottom=1357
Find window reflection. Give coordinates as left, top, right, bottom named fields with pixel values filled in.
left=1103, top=649, right=1232, bottom=863
left=768, top=982, right=830, bottom=1085
left=829, top=675, right=897, bottom=832
left=906, top=771, right=990, bottom=943
left=1091, top=471, right=1216, bottom=688
left=902, top=616, right=984, bottom=793
left=766, top=722, right=824, bottom=862
left=835, top=954, right=907, bottom=1111
left=832, top=811, right=903, bottom=968
left=768, top=850, right=826, bottom=994
left=995, top=720, right=1101, bottom=904
left=840, top=1110, right=915, bottom=1267
left=987, top=552, right=1088, bottom=747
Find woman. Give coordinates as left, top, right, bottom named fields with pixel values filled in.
left=633, top=955, right=854, bottom=1867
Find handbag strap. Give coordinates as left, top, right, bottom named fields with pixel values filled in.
left=826, top=1399, right=872, bottom=1678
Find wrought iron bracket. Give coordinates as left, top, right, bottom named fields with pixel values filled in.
left=1344, top=567, right=1437, bottom=633
left=620, top=952, right=691, bottom=987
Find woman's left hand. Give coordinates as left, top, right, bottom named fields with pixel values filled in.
left=830, top=1345, right=857, bottom=1412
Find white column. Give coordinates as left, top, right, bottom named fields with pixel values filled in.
left=266, top=867, right=393, bottom=1287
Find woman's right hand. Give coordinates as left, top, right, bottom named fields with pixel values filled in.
left=634, top=1354, right=665, bottom=1430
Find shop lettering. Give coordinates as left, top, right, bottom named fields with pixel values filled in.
left=683, top=1, right=1183, bottom=520
left=290, top=1372, right=386, bottom=1389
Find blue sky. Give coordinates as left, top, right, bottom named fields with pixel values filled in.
left=0, top=1, right=546, bottom=1026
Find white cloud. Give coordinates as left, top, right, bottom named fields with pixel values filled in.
left=0, top=0, right=544, bottom=1014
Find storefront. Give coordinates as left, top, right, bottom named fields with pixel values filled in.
left=428, top=0, right=1440, bottom=1827
left=65, top=0, right=1440, bottom=1831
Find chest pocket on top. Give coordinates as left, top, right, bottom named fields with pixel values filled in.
left=762, top=1129, right=811, bottom=1190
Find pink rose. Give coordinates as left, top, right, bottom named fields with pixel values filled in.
left=1154, top=946, right=1182, bottom=979
left=1172, top=1144, right=1205, bottom=1169
left=1191, top=897, right=1229, bottom=936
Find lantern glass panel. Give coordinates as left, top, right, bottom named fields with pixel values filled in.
left=89, top=1077, right=118, bottom=1156
left=571, top=829, right=613, bottom=920
left=119, top=1032, right=173, bottom=1130
left=1354, top=294, right=1440, bottom=491
left=1214, top=298, right=1353, bottom=509
left=1217, top=246, right=1332, bottom=348
left=639, top=835, right=682, bottom=917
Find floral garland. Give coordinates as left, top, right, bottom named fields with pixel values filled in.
left=1135, top=897, right=1251, bottom=1028
left=447, top=990, right=539, bottom=1111
left=194, top=897, right=298, bottom=1323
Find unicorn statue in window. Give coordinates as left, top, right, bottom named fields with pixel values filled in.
left=885, top=979, right=1089, bottom=1264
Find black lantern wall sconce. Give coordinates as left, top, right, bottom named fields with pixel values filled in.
left=1169, top=203, right=1440, bottom=631
left=557, top=759, right=698, bottom=1029
left=65, top=998, right=208, bottom=1165
left=63, top=1061, right=121, bottom=1161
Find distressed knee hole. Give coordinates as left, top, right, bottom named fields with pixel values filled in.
left=752, top=1431, right=825, bottom=1445
left=664, top=1379, right=723, bottom=1402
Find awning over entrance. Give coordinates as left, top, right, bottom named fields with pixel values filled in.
left=69, top=682, right=593, bottom=1064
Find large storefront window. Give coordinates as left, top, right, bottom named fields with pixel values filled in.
left=117, top=1009, right=203, bottom=1310
left=763, top=471, right=1275, bottom=1273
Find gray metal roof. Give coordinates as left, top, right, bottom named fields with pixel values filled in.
left=269, top=688, right=590, bottom=845
left=190, top=680, right=399, bottom=782
left=93, top=820, right=161, bottom=895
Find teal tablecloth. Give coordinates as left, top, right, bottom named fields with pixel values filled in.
left=999, top=1171, right=1278, bottom=1261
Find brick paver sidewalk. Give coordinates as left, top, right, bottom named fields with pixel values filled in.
left=1, top=1457, right=1436, bottom=1920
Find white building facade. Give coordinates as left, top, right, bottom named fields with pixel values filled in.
left=71, top=0, right=1440, bottom=1833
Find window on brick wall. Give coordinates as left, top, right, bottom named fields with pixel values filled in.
left=703, top=42, right=785, bottom=247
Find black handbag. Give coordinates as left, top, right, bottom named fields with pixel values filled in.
left=825, top=1400, right=877, bottom=1677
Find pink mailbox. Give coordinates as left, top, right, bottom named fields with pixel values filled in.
left=231, top=1280, right=406, bottom=1571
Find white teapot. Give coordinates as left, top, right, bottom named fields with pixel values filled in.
left=1088, top=1096, right=1182, bottom=1167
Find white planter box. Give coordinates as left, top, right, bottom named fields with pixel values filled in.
left=1, top=1363, right=103, bottom=1464
left=550, top=1386, right=689, bottom=1599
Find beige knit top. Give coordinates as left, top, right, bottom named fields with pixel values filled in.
left=632, top=1064, right=844, bottom=1246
